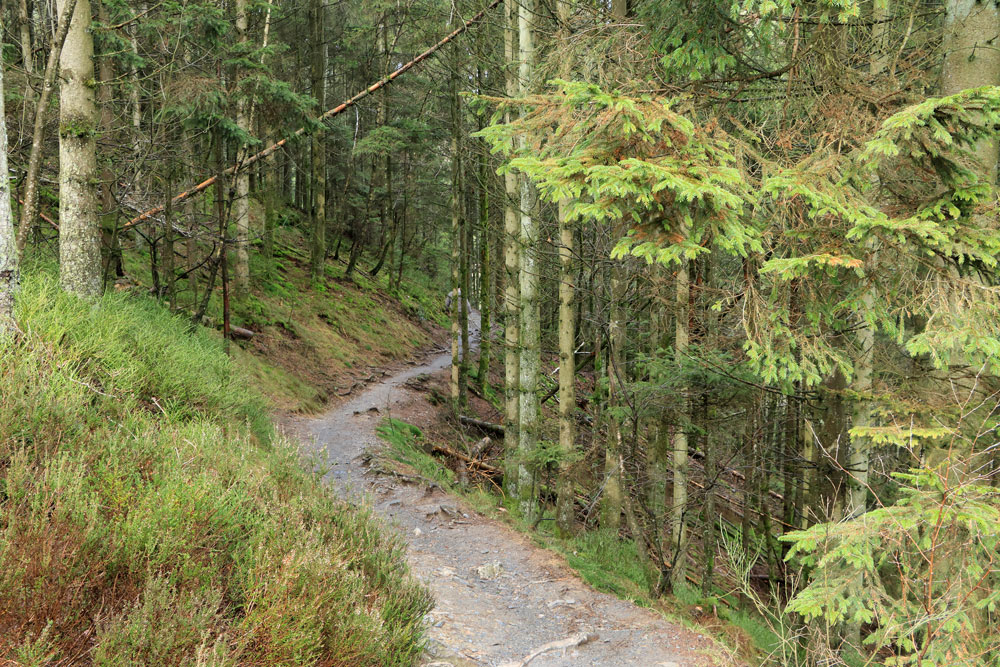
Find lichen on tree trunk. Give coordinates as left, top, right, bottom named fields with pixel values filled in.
left=0, top=46, right=16, bottom=333
left=57, top=0, right=101, bottom=300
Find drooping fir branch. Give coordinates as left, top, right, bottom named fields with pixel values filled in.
left=124, top=0, right=504, bottom=232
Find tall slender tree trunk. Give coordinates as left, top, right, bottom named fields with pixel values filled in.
left=262, top=127, right=276, bottom=276
left=601, top=264, right=625, bottom=533
left=460, top=180, right=471, bottom=409
left=18, top=0, right=33, bottom=76
left=502, top=0, right=521, bottom=499
left=0, top=43, right=16, bottom=334
left=309, top=0, right=327, bottom=282
left=57, top=0, right=101, bottom=299
left=701, top=396, right=717, bottom=597
left=232, top=0, right=251, bottom=296
left=163, top=172, right=175, bottom=309
left=477, top=128, right=492, bottom=391
left=96, top=0, right=123, bottom=288
left=516, top=0, right=540, bottom=520
left=669, top=257, right=690, bottom=591
left=450, top=45, right=463, bottom=412
left=555, top=0, right=577, bottom=538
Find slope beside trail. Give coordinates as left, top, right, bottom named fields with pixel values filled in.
left=293, top=312, right=720, bottom=667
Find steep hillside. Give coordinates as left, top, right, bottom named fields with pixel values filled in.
left=0, top=272, right=434, bottom=665
left=121, top=224, right=450, bottom=414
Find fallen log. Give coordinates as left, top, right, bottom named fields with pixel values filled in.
left=229, top=325, right=255, bottom=340
left=431, top=445, right=501, bottom=475
left=459, top=415, right=505, bottom=437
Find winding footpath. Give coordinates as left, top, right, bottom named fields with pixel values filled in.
left=294, top=320, right=720, bottom=666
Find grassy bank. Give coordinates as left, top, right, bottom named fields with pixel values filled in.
left=121, top=223, right=449, bottom=414
left=0, top=273, right=432, bottom=665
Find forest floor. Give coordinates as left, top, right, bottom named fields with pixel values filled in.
left=288, top=312, right=724, bottom=667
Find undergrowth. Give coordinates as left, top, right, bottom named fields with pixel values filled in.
left=0, top=273, right=432, bottom=665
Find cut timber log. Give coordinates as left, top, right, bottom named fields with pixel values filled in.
left=459, top=415, right=505, bottom=437
left=229, top=326, right=255, bottom=340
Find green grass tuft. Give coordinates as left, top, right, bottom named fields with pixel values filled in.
left=376, top=418, right=455, bottom=488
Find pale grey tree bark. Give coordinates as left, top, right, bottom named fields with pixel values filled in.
left=670, top=257, right=690, bottom=591
left=18, top=0, right=33, bottom=76
left=502, top=0, right=521, bottom=499
left=516, top=0, right=540, bottom=519
left=57, top=0, right=101, bottom=299
left=233, top=0, right=251, bottom=296
left=0, top=39, right=16, bottom=334
left=941, top=0, right=1000, bottom=175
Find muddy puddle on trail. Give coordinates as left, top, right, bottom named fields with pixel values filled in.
left=293, top=315, right=722, bottom=667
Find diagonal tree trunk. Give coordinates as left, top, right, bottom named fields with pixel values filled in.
left=15, top=0, right=77, bottom=256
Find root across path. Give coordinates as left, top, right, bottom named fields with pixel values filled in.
left=294, top=333, right=719, bottom=666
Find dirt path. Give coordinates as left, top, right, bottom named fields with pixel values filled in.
left=294, top=322, right=721, bottom=666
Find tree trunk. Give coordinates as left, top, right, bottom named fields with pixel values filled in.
left=554, top=0, right=577, bottom=539
left=460, top=173, right=471, bottom=409
left=57, top=0, right=101, bottom=299
left=15, top=0, right=77, bottom=255
left=476, top=128, right=492, bottom=391
left=215, top=130, right=231, bottom=355
left=516, top=0, right=539, bottom=521
left=0, top=47, right=16, bottom=334
left=669, top=258, right=690, bottom=592
left=502, top=0, right=521, bottom=500
left=450, top=44, right=463, bottom=412
left=163, top=172, right=175, bottom=309
left=232, top=0, right=251, bottom=296
left=601, top=264, right=625, bottom=534
left=309, top=0, right=327, bottom=283
left=18, top=0, right=33, bottom=76
left=941, top=0, right=1000, bottom=176
left=701, top=397, right=717, bottom=597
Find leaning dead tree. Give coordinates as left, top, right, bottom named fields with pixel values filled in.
left=124, top=0, right=504, bottom=232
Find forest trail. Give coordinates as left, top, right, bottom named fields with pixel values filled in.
left=294, top=314, right=719, bottom=667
